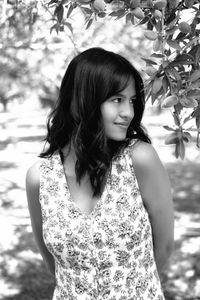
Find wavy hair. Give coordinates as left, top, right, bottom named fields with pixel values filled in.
left=40, top=47, right=151, bottom=196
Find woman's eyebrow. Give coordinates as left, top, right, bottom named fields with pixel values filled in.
left=112, top=93, right=136, bottom=98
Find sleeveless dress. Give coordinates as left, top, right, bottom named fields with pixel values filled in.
left=39, top=140, right=165, bottom=300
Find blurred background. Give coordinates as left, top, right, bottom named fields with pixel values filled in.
left=0, top=2, right=200, bottom=299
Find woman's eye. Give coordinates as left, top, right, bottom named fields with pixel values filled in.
left=112, top=98, right=122, bottom=103
left=130, top=98, right=136, bottom=104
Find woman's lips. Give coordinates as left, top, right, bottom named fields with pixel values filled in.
left=114, top=122, right=129, bottom=129
left=115, top=122, right=129, bottom=127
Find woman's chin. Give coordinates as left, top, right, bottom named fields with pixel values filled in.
left=107, top=134, right=127, bottom=141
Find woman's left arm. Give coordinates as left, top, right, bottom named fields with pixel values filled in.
left=132, top=141, right=174, bottom=276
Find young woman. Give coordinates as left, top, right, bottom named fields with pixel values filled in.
left=26, top=47, right=174, bottom=299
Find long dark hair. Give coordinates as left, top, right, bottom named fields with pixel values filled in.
left=40, top=47, right=151, bottom=196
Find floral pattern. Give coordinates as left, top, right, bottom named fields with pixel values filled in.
left=39, top=140, right=165, bottom=299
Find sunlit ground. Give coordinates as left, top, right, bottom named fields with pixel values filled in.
left=0, top=100, right=200, bottom=300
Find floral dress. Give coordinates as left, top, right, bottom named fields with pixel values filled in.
left=39, top=140, right=165, bottom=300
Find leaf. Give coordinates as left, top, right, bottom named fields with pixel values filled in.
left=145, top=81, right=153, bottom=102
left=175, top=140, right=185, bottom=159
left=64, top=21, right=73, bottom=33
left=165, top=132, right=179, bottom=145
left=55, top=4, right=64, bottom=23
left=186, top=89, right=200, bottom=100
left=188, top=44, right=200, bottom=60
left=147, top=19, right=154, bottom=30
left=196, top=116, right=200, bottom=129
left=175, top=31, right=187, bottom=42
left=67, top=4, right=74, bottom=18
left=164, top=67, right=181, bottom=92
left=161, top=94, right=179, bottom=108
left=173, top=111, right=181, bottom=126
left=109, top=9, right=125, bottom=17
left=151, top=92, right=157, bottom=104
left=183, top=115, right=192, bottom=125
left=98, top=11, right=106, bottom=18
left=166, top=13, right=178, bottom=28
left=151, top=53, right=165, bottom=58
left=138, top=15, right=149, bottom=25
left=86, top=18, right=93, bottom=29
left=130, top=0, right=140, bottom=9
left=154, top=0, right=167, bottom=10
left=152, top=77, right=162, bottom=94
left=194, top=48, right=200, bottom=67
left=115, top=9, right=126, bottom=20
left=191, top=16, right=200, bottom=32
left=155, top=20, right=162, bottom=32
left=185, top=0, right=195, bottom=8
left=132, top=7, right=144, bottom=19
left=162, top=61, right=169, bottom=70
left=126, top=13, right=132, bottom=24
left=166, top=39, right=181, bottom=51
left=50, top=23, right=59, bottom=34
left=169, top=67, right=182, bottom=91
left=180, top=96, right=198, bottom=108
left=141, top=0, right=153, bottom=8
left=81, top=7, right=93, bottom=15
left=190, top=79, right=200, bottom=89
left=182, top=132, right=192, bottom=143
left=153, top=38, right=162, bottom=52
left=189, top=70, right=200, bottom=83
left=145, top=66, right=157, bottom=76
left=192, top=105, right=200, bottom=118
left=170, top=67, right=181, bottom=81
left=142, top=57, right=157, bottom=66
left=166, top=25, right=179, bottom=35
left=163, top=125, right=175, bottom=131
left=144, top=30, right=158, bottom=40
left=183, top=37, right=200, bottom=52
left=48, top=0, right=58, bottom=6
left=162, top=76, right=169, bottom=94
left=169, top=53, right=194, bottom=67
left=131, top=14, right=135, bottom=24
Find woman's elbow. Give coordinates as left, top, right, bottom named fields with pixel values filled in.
left=155, top=239, right=174, bottom=275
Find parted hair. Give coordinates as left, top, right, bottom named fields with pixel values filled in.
left=40, top=47, right=151, bottom=196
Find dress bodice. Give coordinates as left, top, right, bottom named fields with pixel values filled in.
left=39, top=141, right=165, bottom=300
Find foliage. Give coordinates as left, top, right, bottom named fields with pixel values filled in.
left=0, top=0, right=36, bottom=111
left=1, top=0, right=200, bottom=158
left=0, top=0, right=69, bottom=111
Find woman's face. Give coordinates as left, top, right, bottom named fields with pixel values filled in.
left=100, top=78, right=136, bottom=141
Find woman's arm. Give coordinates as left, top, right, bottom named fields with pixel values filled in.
left=26, top=162, right=55, bottom=276
left=131, top=141, right=174, bottom=276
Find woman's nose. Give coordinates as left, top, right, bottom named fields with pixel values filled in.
left=120, top=101, right=134, bottom=120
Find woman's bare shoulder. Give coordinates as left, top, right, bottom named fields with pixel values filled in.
left=131, top=140, right=161, bottom=169
left=26, top=160, right=40, bottom=189
left=130, top=140, right=172, bottom=213
left=26, top=160, right=41, bottom=220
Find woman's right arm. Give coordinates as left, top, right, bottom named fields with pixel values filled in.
left=131, top=141, right=174, bottom=276
left=26, top=162, right=55, bottom=276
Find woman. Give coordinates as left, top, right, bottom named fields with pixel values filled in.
left=26, top=47, right=174, bottom=299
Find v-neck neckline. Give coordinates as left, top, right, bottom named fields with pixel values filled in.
left=57, top=151, right=111, bottom=218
